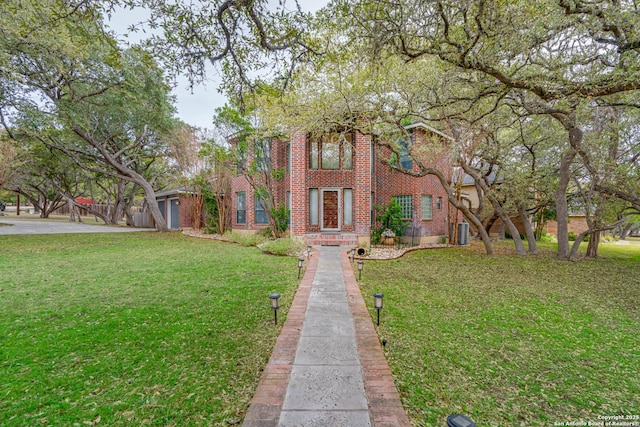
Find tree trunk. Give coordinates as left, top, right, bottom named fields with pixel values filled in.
left=555, top=147, right=577, bottom=260
left=620, top=223, right=632, bottom=240
left=586, top=230, right=600, bottom=258
left=138, top=180, right=167, bottom=232
left=460, top=163, right=525, bottom=254
left=67, top=196, right=76, bottom=222
left=518, top=202, right=538, bottom=254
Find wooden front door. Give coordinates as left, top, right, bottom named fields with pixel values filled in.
left=322, top=190, right=339, bottom=230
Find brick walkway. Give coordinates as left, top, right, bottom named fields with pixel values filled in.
left=242, top=246, right=410, bottom=426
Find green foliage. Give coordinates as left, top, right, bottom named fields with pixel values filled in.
left=0, top=232, right=299, bottom=425
left=538, top=231, right=556, bottom=243
left=202, top=192, right=220, bottom=234
left=225, top=230, right=268, bottom=247
left=568, top=231, right=590, bottom=242
left=260, top=238, right=305, bottom=256
left=372, top=200, right=408, bottom=243
left=270, top=202, right=290, bottom=237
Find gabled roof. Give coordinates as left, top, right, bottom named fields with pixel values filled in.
left=155, top=186, right=193, bottom=198
left=404, top=122, right=455, bottom=142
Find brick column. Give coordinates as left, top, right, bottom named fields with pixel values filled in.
left=354, top=132, right=372, bottom=239
left=290, top=131, right=307, bottom=237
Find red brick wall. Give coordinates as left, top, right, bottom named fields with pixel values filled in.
left=544, top=216, right=589, bottom=236
left=374, top=128, right=450, bottom=237
left=231, top=128, right=452, bottom=240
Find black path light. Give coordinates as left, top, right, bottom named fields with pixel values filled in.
left=298, top=257, right=305, bottom=279
left=446, top=414, right=476, bottom=427
left=357, top=260, right=364, bottom=280
left=373, top=292, right=384, bottom=325
left=269, top=292, right=281, bottom=325
left=306, top=245, right=312, bottom=259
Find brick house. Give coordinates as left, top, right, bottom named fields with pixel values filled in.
left=229, top=123, right=452, bottom=246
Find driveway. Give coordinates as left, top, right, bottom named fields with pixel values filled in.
left=0, top=219, right=153, bottom=235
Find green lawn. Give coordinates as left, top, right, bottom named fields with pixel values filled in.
left=358, top=240, right=640, bottom=427
left=0, top=232, right=299, bottom=426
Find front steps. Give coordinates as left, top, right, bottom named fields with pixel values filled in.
left=304, top=233, right=358, bottom=247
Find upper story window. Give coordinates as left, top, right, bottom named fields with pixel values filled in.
left=309, top=132, right=354, bottom=170
left=398, top=134, right=413, bottom=170
left=255, top=138, right=271, bottom=172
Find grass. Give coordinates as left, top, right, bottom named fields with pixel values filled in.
left=0, top=232, right=299, bottom=426
left=357, top=240, right=640, bottom=427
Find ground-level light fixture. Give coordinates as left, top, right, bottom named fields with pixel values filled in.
left=298, top=257, right=305, bottom=279
left=357, top=260, right=364, bottom=280
left=269, top=292, right=281, bottom=325
left=446, top=414, right=476, bottom=427
left=373, top=292, right=384, bottom=325
left=349, top=247, right=355, bottom=262
left=306, top=245, right=312, bottom=259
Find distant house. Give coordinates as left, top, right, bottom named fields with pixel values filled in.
left=229, top=123, right=452, bottom=246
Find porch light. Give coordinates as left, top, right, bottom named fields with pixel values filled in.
left=446, top=414, right=476, bottom=427
left=298, top=257, right=305, bottom=279
left=307, top=245, right=312, bottom=259
left=357, top=260, right=364, bottom=280
left=269, top=292, right=281, bottom=325
left=373, top=293, right=384, bottom=325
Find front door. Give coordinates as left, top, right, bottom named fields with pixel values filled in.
left=322, top=190, right=339, bottom=230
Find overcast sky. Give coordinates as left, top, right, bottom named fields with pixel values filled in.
left=107, top=0, right=327, bottom=130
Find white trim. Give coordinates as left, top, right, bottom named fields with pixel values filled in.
left=404, top=122, right=455, bottom=141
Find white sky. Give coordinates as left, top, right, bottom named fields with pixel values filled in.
left=107, top=0, right=327, bottom=130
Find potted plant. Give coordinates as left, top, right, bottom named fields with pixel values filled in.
left=381, top=228, right=396, bottom=245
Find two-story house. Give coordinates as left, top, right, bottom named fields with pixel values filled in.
left=229, top=123, right=452, bottom=246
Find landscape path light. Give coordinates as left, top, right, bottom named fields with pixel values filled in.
left=373, top=292, right=384, bottom=325
left=298, top=257, right=305, bottom=279
left=357, top=260, right=363, bottom=280
left=307, top=245, right=312, bottom=259
left=349, top=247, right=355, bottom=262
left=447, top=414, right=476, bottom=427
left=269, top=292, right=281, bottom=325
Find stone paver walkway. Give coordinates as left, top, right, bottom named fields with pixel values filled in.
left=243, top=246, right=410, bottom=427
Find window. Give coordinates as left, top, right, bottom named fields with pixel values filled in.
left=321, top=134, right=340, bottom=169
left=309, top=133, right=354, bottom=170
left=255, top=138, right=271, bottom=172
left=255, top=194, right=268, bottom=224
left=236, top=147, right=246, bottom=174
left=394, top=195, right=413, bottom=219
left=421, top=195, right=433, bottom=220
left=309, top=189, right=318, bottom=225
left=398, top=135, right=413, bottom=170
left=343, top=134, right=353, bottom=169
left=436, top=196, right=442, bottom=210
left=310, top=138, right=319, bottom=169
left=236, top=192, right=246, bottom=224
left=343, top=189, right=353, bottom=226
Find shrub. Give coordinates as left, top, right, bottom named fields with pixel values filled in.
left=270, top=203, right=290, bottom=237
left=568, top=231, right=577, bottom=241
left=539, top=231, right=557, bottom=243
left=260, top=238, right=306, bottom=256
left=505, top=231, right=525, bottom=240
left=225, top=231, right=268, bottom=247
